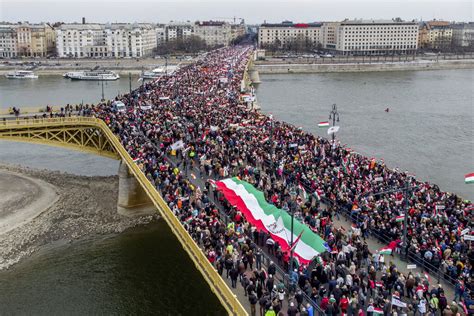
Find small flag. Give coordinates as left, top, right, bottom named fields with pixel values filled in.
left=395, top=215, right=404, bottom=223
left=375, top=281, right=384, bottom=287
left=318, top=121, right=329, bottom=128
left=424, top=272, right=430, bottom=283
left=327, top=126, right=340, bottom=135
left=379, top=247, right=392, bottom=255
left=391, top=294, right=407, bottom=308
left=260, top=136, right=269, bottom=144
left=298, top=183, right=307, bottom=201
left=465, top=173, right=474, bottom=184
left=373, top=307, right=384, bottom=315
left=208, top=179, right=216, bottom=188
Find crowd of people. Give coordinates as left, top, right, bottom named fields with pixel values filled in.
left=85, top=46, right=472, bottom=315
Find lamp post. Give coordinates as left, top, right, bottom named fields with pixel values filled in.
left=269, top=114, right=274, bottom=174
left=288, top=187, right=297, bottom=273
left=328, top=103, right=339, bottom=142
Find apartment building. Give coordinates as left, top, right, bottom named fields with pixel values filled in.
left=165, top=21, right=194, bottom=42
left=0, top=25, right=17, bottom=58
left=419, top=21, right=453, bottom=50
left=335, top=19, right=419, bottom=55
left=194, top=21, right=232, bottom=46
left=258, top=21, right=323, bottom=49
left=56, top=23, right=157, bottom=58
left=0, top=23, right=55, bottom=57
left=452, top=22, right=474, bottom=48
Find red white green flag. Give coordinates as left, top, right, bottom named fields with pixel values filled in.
left=215, top=177, right=327, bottom=263
left=395, top=215, right=404, bottom=223
left=373, top=307, right=384, bottom=315
left=465, top=173, right=474, bottom=184
left=318, top=121, right=329, bottom=128
left=379, top=247, right=392, bottom=255
left=298, top=183, right=307, bottom=201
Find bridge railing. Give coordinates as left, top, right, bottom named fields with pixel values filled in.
left=0, top=116, right=248, bottom=316
left=0, top=116, right=98, bottom=127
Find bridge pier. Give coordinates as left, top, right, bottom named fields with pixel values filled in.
left=117, top=160, right=156, bottom=217
left=249, top=69, right=261, bottom=84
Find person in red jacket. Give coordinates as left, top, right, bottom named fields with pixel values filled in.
left=320, top=295, right=329, bottom=310
left=339, top=295, right=349, bottom=314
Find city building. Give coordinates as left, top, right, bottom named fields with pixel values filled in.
left=335, top=19, right=419, bottom=55
left=321, top=22, right=340, bottom=50
left=56, top=23, right=157, bottom=58
left=258, top=21, right=323, bottom=50
left=155, top=24, right=166, bottom=45
left=194, top=21, right=232, bottom=46
left=452, top=22, right=474, bottom=48
left=418, top=21, right=453, bottom=50
left=0, top=23, right=55, bottom=58
left=165, top=21, right=194, bottom=42
left=0, top=25, right=18, bottom=58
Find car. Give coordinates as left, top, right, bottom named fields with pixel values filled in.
left=112, top=101, right=126, bottom=113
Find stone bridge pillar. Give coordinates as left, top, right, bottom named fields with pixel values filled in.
left=249, top=68, right=261, bottom=84
left=117, top=160, right=156, bottom=217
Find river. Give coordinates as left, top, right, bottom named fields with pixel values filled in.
left=255, top=69, right=474, bottom=200
left=0, top=75, right=141, bottom=109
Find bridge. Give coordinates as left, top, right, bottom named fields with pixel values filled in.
left=0, top=116, right=248, bottom=315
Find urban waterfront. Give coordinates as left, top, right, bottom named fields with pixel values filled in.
left=256, top=69, right=474, bottom=200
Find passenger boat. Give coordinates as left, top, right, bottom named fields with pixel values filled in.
left=140, top=65, right=179, bottom=80
left=67, top=71, right=120, bottom=81
left=5, top=70, right=38, bottom=79
left=63, top=71, right=83, bottom=79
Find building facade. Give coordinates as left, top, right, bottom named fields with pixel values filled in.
left=194, top=21, right=232, bottom=46
left=452, top=22, right=474, bottom=48
left=0, top=25, right=18, bottom=58
left=258, top=21, right=323, bottom=50
left=335, top=19, right=419, bottom=55
left=165, top=21, right=194, bottom=42
left=0, top=23, right=55, bottom=58
left=419, top=21, right=453, bottom=50
left=56, top=23, right=157, bottom=58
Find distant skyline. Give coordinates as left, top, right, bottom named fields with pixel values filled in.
left=1, top=0, right=472, bottom=24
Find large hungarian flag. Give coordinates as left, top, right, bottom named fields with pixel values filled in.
left=215, top=177, right=327, bottom=263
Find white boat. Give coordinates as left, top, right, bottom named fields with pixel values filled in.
left=68, top=71, right=119, bottom=81
left=140, top=65, right=178, bottom=80
left=63, top=71, right=83, bottom=79
left=5, top=70, right=38, bottom=79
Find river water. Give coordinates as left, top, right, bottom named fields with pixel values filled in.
left=0, top=75, right=140, bottom=109
left=256, top=69, right=474, bottom=200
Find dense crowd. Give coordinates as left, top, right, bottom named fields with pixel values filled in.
left=87, top=46, right=473, bottom=315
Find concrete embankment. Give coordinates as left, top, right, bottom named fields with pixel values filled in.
left=0, top=57, right=192, bottom=76
left=255, top=59, right=474, bottom=73
left=0, top=164, right=159, bottom=270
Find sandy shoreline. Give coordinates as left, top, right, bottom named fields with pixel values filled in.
left=0, top=164, right=159, bottom=270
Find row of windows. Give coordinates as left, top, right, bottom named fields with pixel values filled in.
left=343, top=44, right=416, bottom=50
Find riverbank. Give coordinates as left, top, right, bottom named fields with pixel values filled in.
left=0, top=57, right=192, bottom=75
left=0, top=164, right=159, bottom=270
left=255, top=59, right=474, bottom=73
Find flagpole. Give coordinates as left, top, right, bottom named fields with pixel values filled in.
left=289, top=187, right=297, bottom=273
left=328, top=103, right=339, bottom=143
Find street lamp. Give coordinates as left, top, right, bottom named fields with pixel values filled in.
left=288, top=186, right=297, bottom=273
left=328, top=104, right=339, bottom=142
left=269, top=114, right=274, bottom=174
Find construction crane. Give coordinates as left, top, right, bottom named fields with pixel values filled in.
left=213, top=17, right=245, bottom=24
